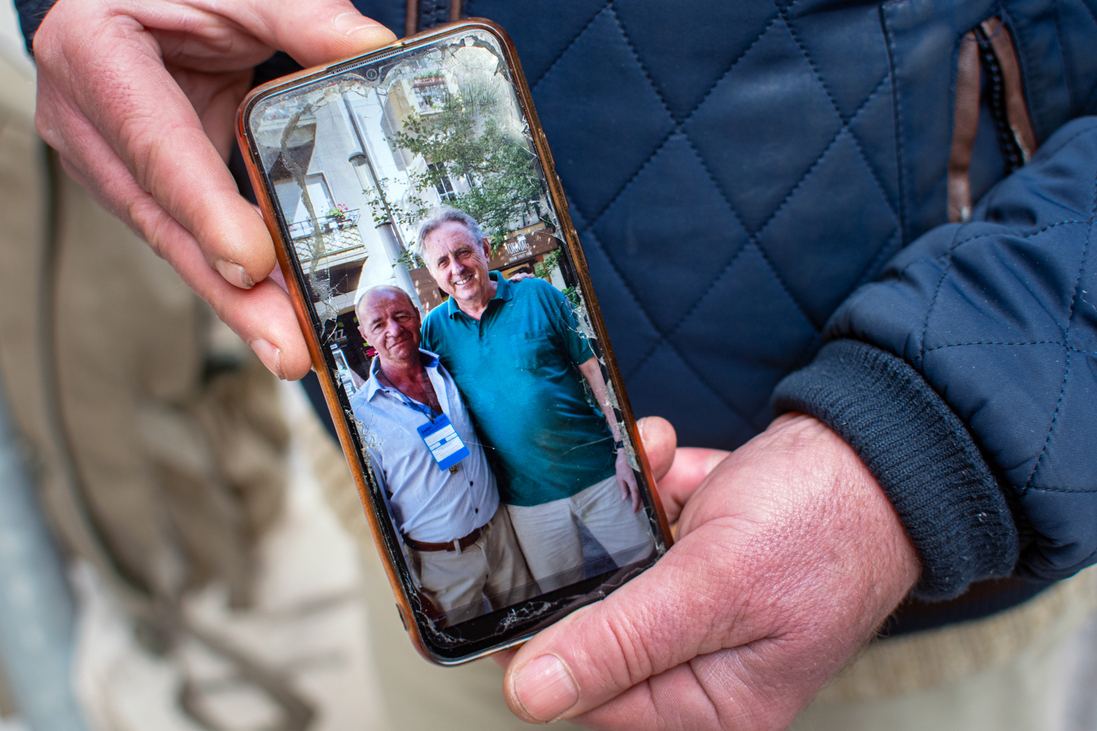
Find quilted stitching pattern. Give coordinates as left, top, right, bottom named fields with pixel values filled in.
left=817, top=115, right=1097, bottom=576
left=918, top=216, right=1093, bottom=493
left=1053, top=0, right=1097, bottom=115
left=468, top=0, right=901, bottom=444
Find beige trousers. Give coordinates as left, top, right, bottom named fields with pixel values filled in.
left=408, top=505, right=536, bottom=625
left=506, top=474, right=653, bottom=592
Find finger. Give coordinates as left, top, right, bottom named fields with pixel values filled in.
left=113, top=0, right=397, bottom=71
left=657, top=447, right=730, bottom=523
left=503, top=531, right=755, bottom=724
left=573, top=649, right=803, bottom=731
left=38, top=0, right=397, bottom=296
left=35, top=15, right=276, bottom=291
left=219, top=0, right=398, bottom=69
left=636, top=416, right=675, bottom=480
left=493, top=647, right=519, bottom=670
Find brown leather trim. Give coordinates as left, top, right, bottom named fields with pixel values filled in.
left=450, top=0, right=463, bottom=22
left=403, top=523, right=485, bottom=552
left=405, top=0, right=419, bottom=37
left=948, top=32, right=982, bottom=223
left=981, top=18, right=1037, bottom=162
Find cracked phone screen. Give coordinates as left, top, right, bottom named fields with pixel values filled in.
left=243, top=26, right=669, bottom=663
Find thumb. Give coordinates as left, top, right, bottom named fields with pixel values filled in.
left=243, top=0, right=398, bottom=69
left=657, top=447, right=730, bottom=524
left=503, top=533, right=743, bottom=724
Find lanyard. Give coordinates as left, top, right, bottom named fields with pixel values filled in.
left=382, top=381, right=468, bottom=472
left=395, top=391, right=440, bottom=423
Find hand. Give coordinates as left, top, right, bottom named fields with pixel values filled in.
left=614, top=449, right=641, bottom=512
left=33, top=0, right=396, bottom=380
left=500, top=414, right=920, bottom=730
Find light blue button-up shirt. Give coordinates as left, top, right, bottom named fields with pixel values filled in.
left=349, top=349, right=499, bottom=544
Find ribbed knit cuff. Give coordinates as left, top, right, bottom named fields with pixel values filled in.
left=772, top=340, right=1019, bottom=600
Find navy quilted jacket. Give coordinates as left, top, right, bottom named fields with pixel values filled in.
left=19, top=0, right=1097, bottom=601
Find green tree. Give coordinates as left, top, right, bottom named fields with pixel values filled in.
left=389, top=82, right=547, bottom=249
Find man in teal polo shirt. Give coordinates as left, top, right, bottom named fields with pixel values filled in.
left=417, top=206, right=653, bottom=592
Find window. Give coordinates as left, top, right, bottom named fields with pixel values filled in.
left=412, top=76, right=448, bottom=112
left=278, top=173, right=335, bottom=227
left=427, top=163, right=458, bottom=202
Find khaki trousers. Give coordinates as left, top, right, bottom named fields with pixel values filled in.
left=506, top=474, right=653, bottom=593
left=408, top=505, right=536, bottom=625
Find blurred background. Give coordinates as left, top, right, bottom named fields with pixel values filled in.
left=0, top=5, right=388, bottom=729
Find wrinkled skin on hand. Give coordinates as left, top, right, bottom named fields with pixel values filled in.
left=33, top=0, right=396, bottom=379
left=499, top=414, right=920, bottom=731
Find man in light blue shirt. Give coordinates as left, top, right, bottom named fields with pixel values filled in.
left=350, top=285, right=534, bottom=625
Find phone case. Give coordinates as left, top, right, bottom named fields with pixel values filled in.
left=236, top=19, right=672, bottom=664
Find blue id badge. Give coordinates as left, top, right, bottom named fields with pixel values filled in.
left=416, top=414, right=471, bottom=471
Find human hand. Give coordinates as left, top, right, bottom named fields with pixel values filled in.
left=500, top=414, right=920, bottom=730
left=614, top=449, right=641, bottom=512
left=33, top=0, right=396, bottom=380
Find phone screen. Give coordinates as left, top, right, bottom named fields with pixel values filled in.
left=239, top=23, right=670, bottom=662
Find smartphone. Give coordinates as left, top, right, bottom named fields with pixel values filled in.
left=236, top=19, right=672, bottom=664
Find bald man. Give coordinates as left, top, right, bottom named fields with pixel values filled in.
left=349, top=286, right=534, bottom=625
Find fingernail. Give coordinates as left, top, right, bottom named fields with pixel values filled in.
left=249, top=338, right=285, bottom=380
left=333, top=11, right=372, bottom=35
left=513, top=655, right=578, bottom=722
left=215, top=259, right=254, bottom=289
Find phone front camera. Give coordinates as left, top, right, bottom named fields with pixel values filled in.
left=365, top=67, right=380, bottom=81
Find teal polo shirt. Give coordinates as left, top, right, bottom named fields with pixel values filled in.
left=421, top=273, right=615, bottom=507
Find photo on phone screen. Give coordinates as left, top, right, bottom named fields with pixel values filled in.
left=240, top=24, right=669, bottom=661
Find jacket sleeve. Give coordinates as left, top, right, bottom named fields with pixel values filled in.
left=774, top=116, right=1097, bottom=600
left=14, top=0, right=54, bottom=53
